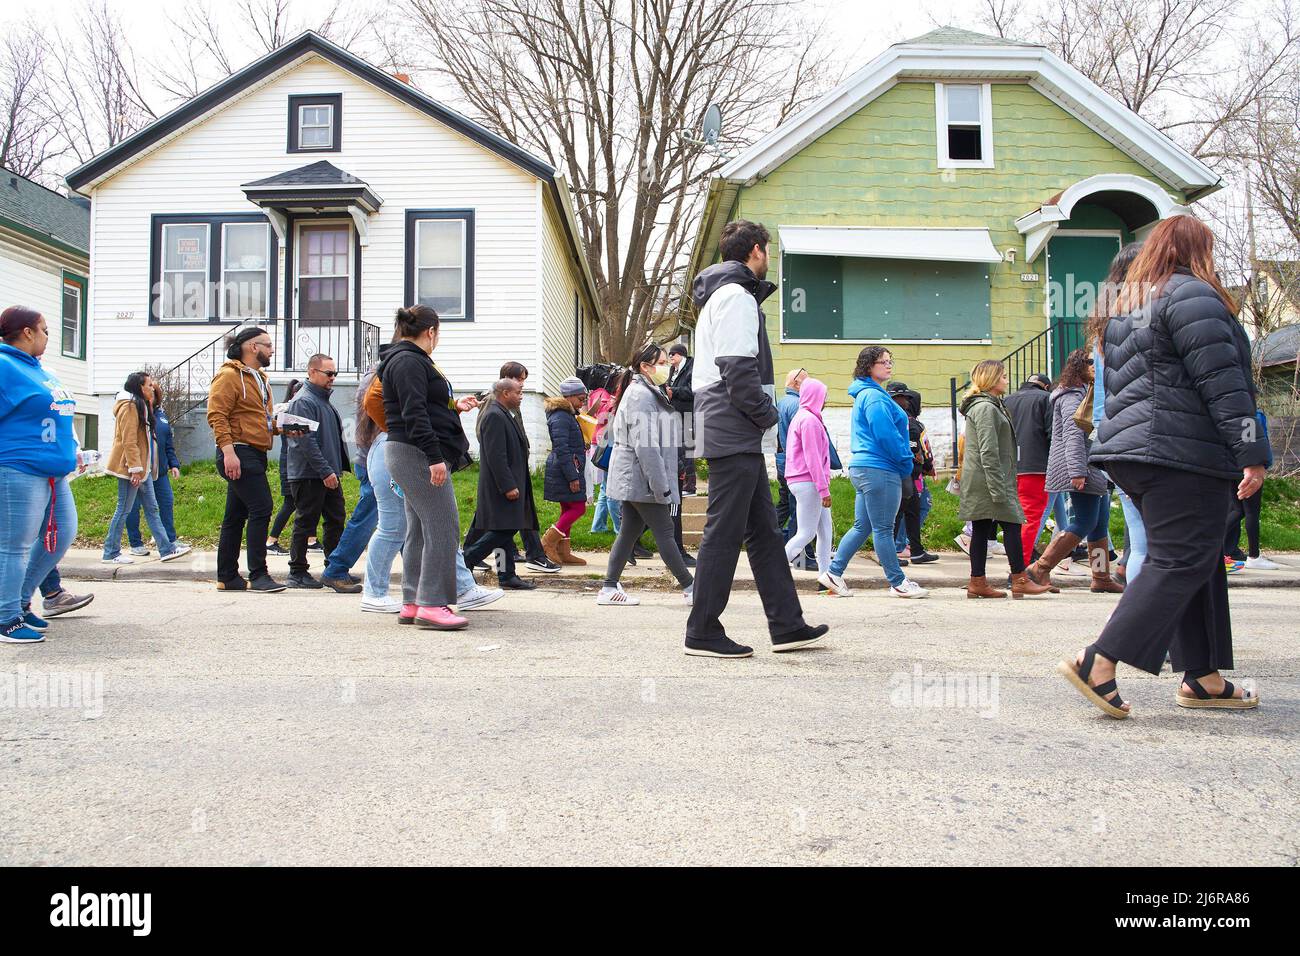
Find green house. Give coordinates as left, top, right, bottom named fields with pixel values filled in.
left=688, top=26, right=1220, bottom=461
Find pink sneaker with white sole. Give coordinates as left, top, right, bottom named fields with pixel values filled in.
left=397, top=603, right=418, bottom=625
left=414, top=605, right=468, bottom=630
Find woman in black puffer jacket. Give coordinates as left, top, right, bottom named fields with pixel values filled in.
left=1057, top=216, right=1270, bottom=719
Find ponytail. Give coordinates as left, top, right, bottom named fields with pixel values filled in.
left=395, top=305, right=439, bottom=339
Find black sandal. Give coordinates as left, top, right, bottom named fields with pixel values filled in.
left=1176, top=675, right=1259, bottom=710
left=1056, top=644, right=1131, bottom=719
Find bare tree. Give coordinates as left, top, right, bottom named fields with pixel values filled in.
left=0, top=19, right=65, bottom=184
left=400, top=0, right=835, bottom=362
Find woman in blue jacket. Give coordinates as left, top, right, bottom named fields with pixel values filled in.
left=0, top=306, right=80, bottom=644
left=126, top=382, right=183, bottom=553
left=820, top=346, right=928, bottom=599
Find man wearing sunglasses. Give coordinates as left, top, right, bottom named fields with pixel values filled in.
left=283, top=353, right=356, bottom=591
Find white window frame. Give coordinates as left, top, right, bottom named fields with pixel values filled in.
left=61, top=278, right=82, bottom=358
left=936, top=82, right=994, bottom=170
left=294, top=220, right=354, bottom=322
left=414, top=217, right=468, bottom=320
left=298, top=103, right=334, bottom=150
left=160, top=222, right=211, bottom=320
left=220, top=221, right=271, bottom=320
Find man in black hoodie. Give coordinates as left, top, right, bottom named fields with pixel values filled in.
left=1004, top=372, right=1053, bottom=563
left=683, top=220, right=829, bottom=659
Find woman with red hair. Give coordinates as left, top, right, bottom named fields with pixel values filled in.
left=1057, top=215, right=1269, bottom=718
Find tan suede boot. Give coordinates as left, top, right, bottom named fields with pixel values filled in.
left=556, top=532, right=587, bottom=566
left=1010, top=571, right=1053, bottom=599
left=966, top=575, right=1007, bottom=599
left=542, top=526, right=565, bottom=565
left=1025, top=531, right=1080, bottom=593
left=1088, top=541, right=1125, bottom=593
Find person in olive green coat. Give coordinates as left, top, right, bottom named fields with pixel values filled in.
left=958, top=360, right=1052, bottom=600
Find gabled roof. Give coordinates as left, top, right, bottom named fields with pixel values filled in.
left=718, top=25, right=1220, bottom=200
left=0, top=167, right=89, bottom=257
left=242, top=160, right=368, bottom=189
left=65, top=31, right=554, bottom=191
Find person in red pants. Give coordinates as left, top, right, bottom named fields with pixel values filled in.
left=1004, top=372, right=1053, bottom=563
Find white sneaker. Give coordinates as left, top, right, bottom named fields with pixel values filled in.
left=456, top=585, right=504, bottom=611
left=890, top=579, right=928, bottom=599
left=102, top=554, right=134, bottom=564
left=953, top=534, right=971, bottom=555
left=989, top=540, right=1006, bottom=556
left=159, top=544, right=192, bottom=562
left=360, top=595, right=403, bottom=613
left=1059, top=559, right=1088, bottom=576
left=596, top=585, right=640, bottom=606
left=129, top=546, right=150, bottom=556
left=683, top=586, right=693, bottom=606
left=817, top=571, right=853, bottom=596
left=1245, top=555, right=1282, bottom=570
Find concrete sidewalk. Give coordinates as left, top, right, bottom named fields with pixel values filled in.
left=56, top=545, right=1300, bottom=592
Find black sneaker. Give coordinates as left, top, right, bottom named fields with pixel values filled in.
left=772, top=623, right=830, bottom=653
left=1071, top=544, right=1088, bottom=561
left=265, top=542, right=289, bottom=555
left=682, top=553, right=697, bottom=568
left=632, top=543, right=653, bottom=559
left=216, top=577, right=248, bottom=591
left=287, top=572, right=324, bottom=589
left=897, top=557, right=909, bottom=567
left=911, top=551, right=939, bottom=565
left=499, top=575, right=537, bottom=590
left=472, top=561, right=490, bottom=572
left=321, top=576, right=362, bottom=594
left=525, top=556, right=561, bottom=574
left=249, top=574, right=287, bottom=593
left=684, top=635, right=754, bottom=658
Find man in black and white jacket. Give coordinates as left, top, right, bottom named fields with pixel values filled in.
left=683, top=220, right=829, bottom=659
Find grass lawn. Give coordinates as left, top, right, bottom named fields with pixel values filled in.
left=72, top=461, right=1300, bottom=555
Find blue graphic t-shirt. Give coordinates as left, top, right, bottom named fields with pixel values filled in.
left=0, top=343, right=78, bottom=476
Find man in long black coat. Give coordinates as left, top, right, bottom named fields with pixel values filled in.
left=463, top=379, right=538, bottom=590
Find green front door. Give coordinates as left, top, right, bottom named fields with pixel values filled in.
left=1045, top=232, right=1121, bottom=375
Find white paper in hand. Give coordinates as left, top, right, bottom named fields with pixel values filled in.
left=276, top=409, right=319, bottom=432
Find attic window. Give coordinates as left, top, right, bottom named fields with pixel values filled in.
left=288, top=94, right=342, bottom=153
left=936, top=83, right=993, bottom=169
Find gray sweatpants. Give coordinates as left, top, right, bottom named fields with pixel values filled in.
left=385, top=439, right=460, bottom=607
left=605, top=500, right=694, bottom=590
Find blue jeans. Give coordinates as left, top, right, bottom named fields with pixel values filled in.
left=1118, top=488, right=1147, bottom=581
left=126, top=470, right=176, bottom=547
left=831, top=467, right=905, bottom=587
left=1034, top=491, right=1071, bottom=544
left=363, top=434, right=406, bottom=599
left=40, top=565, right=61, bottom=598
left=104, top=477, right=177, bottom=560
left=590, top=481, right=622, bottom=533
left=0, top=468, right=77, bottom=625
left=323, top=462, right=377, bottom=580
left=894, top=484, right=932, bottom=552
left=1062, top=491, right=1109, bottom=541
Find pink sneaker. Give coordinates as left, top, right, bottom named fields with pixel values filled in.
left=397, top=603, right=418, bottom=626
left=414, top=605, right=468, bottom=630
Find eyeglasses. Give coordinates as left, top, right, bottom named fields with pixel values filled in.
left=1084, top=358, right=1095, bottom=367
left=875, top=359, right=894, bottom=367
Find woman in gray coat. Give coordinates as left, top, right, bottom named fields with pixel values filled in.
left=598, top=342, right=694, bottom=606
left=1026, top=348, right=1123, bottom=593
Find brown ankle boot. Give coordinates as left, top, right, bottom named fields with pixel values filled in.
left=542, top=526, right=565, bottom=564
left=556, top=532, right=587, bottom=566
left=966, top=575, right=1007, bottom=599
left=1088, top=541, right=1124, bottom=593
left=1026, top=531, right=1080, bottom=592
left=1010, top=571, right=1053, bottom=599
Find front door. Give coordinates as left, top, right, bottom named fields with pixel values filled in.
left=292, top=221, right=354, bottom=370
left=1045, top=231, right=1121, bottom=375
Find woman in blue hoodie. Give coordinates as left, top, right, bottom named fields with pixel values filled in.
left=0, top=306, right=80, bottom=643
left=820, top=346, right=928, bottom=599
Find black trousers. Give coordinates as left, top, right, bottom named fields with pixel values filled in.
left=216, top=446, right=274, bottom=583
left=1095, top=461, right=1235, bottom=676
left=462, top=529, right=518, bottom=578
left=1224, top=485, right=1262, bottom=559
left=969, top=519, right=1024, bottom=576
left=464, top=524, right=544, bottom=562
left=289, top=478, right=346, bottom=575
left=894, top=484, right=922, bottom=553
left=775, top=469, right=793, bottom=536
left=685, top=453, right=805, bottom=642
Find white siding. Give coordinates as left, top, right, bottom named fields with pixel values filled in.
left=0, top=230, right=93, bottom=412
left=538, top=186, right=598, bottom=394
left=87, top=55, right=540, bottom=398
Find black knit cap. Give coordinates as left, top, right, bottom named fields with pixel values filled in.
left=226, top=326, right=267, bottom=360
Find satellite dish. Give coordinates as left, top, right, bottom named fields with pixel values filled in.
left=700, top=105, right=722, bottom=146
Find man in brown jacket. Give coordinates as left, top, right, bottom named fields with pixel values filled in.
left=208, top=326, right=287, bottom=592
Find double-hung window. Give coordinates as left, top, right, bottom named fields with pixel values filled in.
left=288, top=94, right=342, bottom=153
left=61, top=273, right=86, bottom=358
left=221, top=222, right=272, bottom=319
left=159, top=223, right=210, bottom=320
left=936, top=82, right=993, bottom=168
left=150, top=214, right=273, bottom=322
left=405, top=209, right=475, bottom=320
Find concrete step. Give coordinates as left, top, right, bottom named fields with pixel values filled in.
left=682, top=512, right=707, bottom=533
left=682, top=530, right=703, bottom=547
left=681, top=492, right=708, bottom=515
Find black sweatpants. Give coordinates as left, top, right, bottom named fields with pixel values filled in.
left=216, top=445, right=274, bottom=584
left=463, top=529, right=518, bottom=579
left=289, top=478, right=346, bottom=575
left=464, top=524, right=545, bottom=562
left=685, top=453, right=805, bottom=642
left=894, top=482, right=922, bottom=553
left=1095, top=461, right=1235, bottom=676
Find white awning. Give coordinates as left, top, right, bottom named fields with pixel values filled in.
left=779, top=226, right=1004, bottom=263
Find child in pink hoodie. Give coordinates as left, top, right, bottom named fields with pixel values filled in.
left=782, top=377, right=833, bottom=574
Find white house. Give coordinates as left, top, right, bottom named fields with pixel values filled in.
left=0, top=168, right=96, bottom=445
left=65, top=31, right=601, bottom=460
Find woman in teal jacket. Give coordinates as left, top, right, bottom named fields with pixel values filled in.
left=820, top=346, right=928, bottom=599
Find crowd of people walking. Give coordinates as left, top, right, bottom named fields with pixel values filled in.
left=0, top=213, right=1281, bottom=716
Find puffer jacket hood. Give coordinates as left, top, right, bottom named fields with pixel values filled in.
left=691, top=260, right=776, bottom=310
left=959, top=391, right=996, bottom=416
left=797, top=377, right=827, bottom=418
left=545, top=396, right=577, bottom=415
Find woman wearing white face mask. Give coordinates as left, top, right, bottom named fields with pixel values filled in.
left=597, top=342, right=694, bottom=606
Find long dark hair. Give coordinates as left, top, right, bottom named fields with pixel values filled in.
left=1118, top=215, right=1238, bottom=315
left=854, top=345, right=891, bottom=380
left=1056, top=348, right=1092, bottom=390
left=611, top=342, right=665, bottom=419
left=1089, top=242, right=1143, bottom=348
left=285, top=378, right=304, bottom=400
left=123, top=371, right=154, bottom=432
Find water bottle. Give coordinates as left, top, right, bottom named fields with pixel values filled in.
left=391, top=479, right=404, bottom=499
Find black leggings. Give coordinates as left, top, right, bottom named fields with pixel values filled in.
left=1223, top=486, right=1262, bottom=559
left=970, top=519, right=1025, bottom=576
left=269, top=490, right=296, bottom=540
